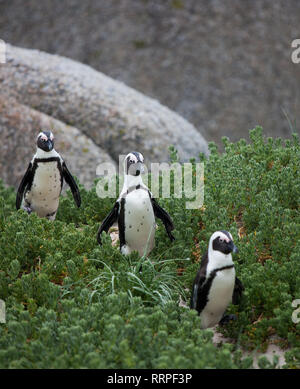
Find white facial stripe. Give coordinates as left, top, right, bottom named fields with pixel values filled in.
left=37, top=132, right=48, bottom=141
left=37, top=131, right=55, bottom=141
left=219, top=232, right=230, bottom=243
left=210, top=231, right=232, bottom=245
left=128, top=154, right=138, bottom=163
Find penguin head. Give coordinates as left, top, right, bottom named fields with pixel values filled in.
left=37, top=131, right=55, bottom=152
left=124, top=152, right=145, bottom=176
left=209, top=230, right=238, bottom=255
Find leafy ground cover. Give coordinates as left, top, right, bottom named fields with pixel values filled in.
left=0, top=127, right=299, bottom=368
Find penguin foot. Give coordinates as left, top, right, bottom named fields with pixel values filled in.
left=23, top=206, right=32, bottom=214
left=219, top=314, right=237, bottom=326
left=46, top=210, right=57, bottom=221
left=121, top=245, right=132, bottom=256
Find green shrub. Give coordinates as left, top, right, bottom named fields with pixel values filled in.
left=0, top=127, right=299, bottom=368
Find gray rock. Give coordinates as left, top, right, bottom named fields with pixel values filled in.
left=0, top=94, right=116, bottom=189
left=0, top=0, right=299, bottom=145
left=0, top=44, right=209, bottom=163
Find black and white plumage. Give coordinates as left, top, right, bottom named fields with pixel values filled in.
left=16, top=131, right=81, bottom=220
left=190, top=230, right=244, bottom=329
left=97, top=151, right=175, bottom=256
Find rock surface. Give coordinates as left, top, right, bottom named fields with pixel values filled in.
left=0, top=0, right=299, bottom=144
left=0, top=44, right=208, bottom=165
left=0, top=95, right=115, bottom=189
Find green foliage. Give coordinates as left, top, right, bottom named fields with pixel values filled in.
left=0, top=127, right=299, bottom=368
left=0, top=294, right=252, bottom=369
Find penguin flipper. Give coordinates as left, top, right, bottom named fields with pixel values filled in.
left=219, top=314, right=237, bottom=326
left=190, top=274, right=206, bottom=311
left=151, top=197, right=175, bottom=241
left=97, top=202, right=119, bottom=245
left=16, top=162, right=33, bottom=210
left=232, top=276, right=244, bottom=305
left=62, top=162, right=81, bottom=207
left=190, top=251, right=209, bottom=312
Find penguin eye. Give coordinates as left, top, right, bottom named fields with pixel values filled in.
left=219, top=237, right=224, bottom=243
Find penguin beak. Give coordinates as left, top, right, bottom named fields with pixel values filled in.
left=232, top=244, right=238, bottom=254
left=135, top=161, right=145, bottom=176
left=37, top=137, right=54, bottom=152
left=46, top=139, right=54, bottom=151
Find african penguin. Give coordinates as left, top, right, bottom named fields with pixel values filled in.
left=97, top=151, right=175, bottom=256
left=16, top=131, right=81, bottom=220
left=190, top=230, right=244, bottom=329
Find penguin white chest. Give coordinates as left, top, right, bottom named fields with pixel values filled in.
left=123, top=189, right=156, bottom=256
left=25, top=162, right=62, bottom=216
left=200, top=267, right=235, bottom=329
